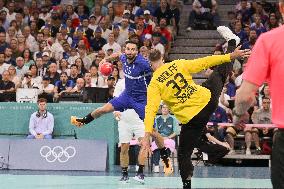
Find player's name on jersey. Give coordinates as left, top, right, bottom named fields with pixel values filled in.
left=156, top=63, right=178, bottom=83
left=177, top=85, right=197, bottom=103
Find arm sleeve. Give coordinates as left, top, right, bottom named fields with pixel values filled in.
left=242, top=35, right=270, bottom=86
left=173, top=54, right=231, bottom=74
left=42, top=114, right=54, bottom=135
left=144, top=81, right=161, bottom=133
left=29, top=114, right=37, bottom=136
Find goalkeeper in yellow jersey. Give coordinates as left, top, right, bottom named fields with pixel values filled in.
left=141, top=27, right=251, bottom=189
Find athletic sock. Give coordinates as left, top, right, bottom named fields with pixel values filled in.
left=137, top=165, right=144, bottom=174
left=122, top=167, right=128, bottom=176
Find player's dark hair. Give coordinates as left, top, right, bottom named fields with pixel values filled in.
left=125, top=40, right=138, bottom=48
left=148, top=49, right=162, bottom=62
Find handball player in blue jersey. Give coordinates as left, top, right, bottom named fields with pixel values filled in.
left=72, top=41, right=171, bottom=183
left=73, top=41, right=151, bottom=126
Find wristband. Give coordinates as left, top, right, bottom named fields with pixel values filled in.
left=77, top=113, right=94, bottom=124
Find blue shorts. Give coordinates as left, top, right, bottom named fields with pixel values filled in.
left=109, top=91, right=146, bottom=120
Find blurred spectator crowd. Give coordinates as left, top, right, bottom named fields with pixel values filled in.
left=0, top=0, right=181, bottom=102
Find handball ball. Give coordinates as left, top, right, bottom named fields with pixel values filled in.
left=100, top=62, right=114, bottom=76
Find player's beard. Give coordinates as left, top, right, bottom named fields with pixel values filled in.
left=126, top=54, right=136, bottom=62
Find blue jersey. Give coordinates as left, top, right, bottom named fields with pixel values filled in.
left=120, top=54, right=152, bottom=101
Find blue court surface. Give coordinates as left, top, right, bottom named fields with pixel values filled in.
left=0, top=166, right=272, bottom=189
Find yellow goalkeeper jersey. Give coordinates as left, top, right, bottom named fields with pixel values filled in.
left=144, top=54, right=231, bottom=132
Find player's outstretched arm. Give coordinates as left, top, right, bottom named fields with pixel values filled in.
left=174, top=46, right=251, bottom=74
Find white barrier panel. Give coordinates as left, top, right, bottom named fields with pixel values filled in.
left=0, top=139, right=10, bottom=169
left=8, top=139, right=107, bottom=171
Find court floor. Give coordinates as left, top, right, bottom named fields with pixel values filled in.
left=0, top=166, right=272, bottom=189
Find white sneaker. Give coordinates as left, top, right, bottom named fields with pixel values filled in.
left=135, top=165, right=139, bottom=172
left=133, top=173, right=145, bottom=184
left=153, top=165, right=159, bottom=173
left=246, top=148, right=251, bottom=155
left=186, top=27, right=192, bottom=32
left=217, top=26, right=240, bottom=47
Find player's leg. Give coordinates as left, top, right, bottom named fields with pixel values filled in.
left=132, top=100, right=172, bottom=175
left=75, top=93, right=128, bottom=126
left=178, top=119, right=205, bottom=189
left=178, top=100, right=217, bottom=189
left=74, top=103, right=115, bottom=125
left=131, top=115, right=147, bottom=184
left=133, top=136, right=147, bottom=184
left=120, top=143, right=130, bottom=182
left=118, top=117, right=132, bottom=183
left=197, top=141, right=229, bottom=164
left=201, top=26, right=240, bottom=112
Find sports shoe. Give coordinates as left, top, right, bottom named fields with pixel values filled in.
left=119, top=174, right=129, bottom=183
left=162, top=157, right=173, bottom=176
left=217, top=26, right=240, bottom=47
left=133, top=173, right=145, bottom=184
left=153, top=165, right=159, bottom=173
left=246, top=148, right=251, bottom=155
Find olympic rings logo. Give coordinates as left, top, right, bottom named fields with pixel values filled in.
left=40, top=146, right=76, bottom=163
